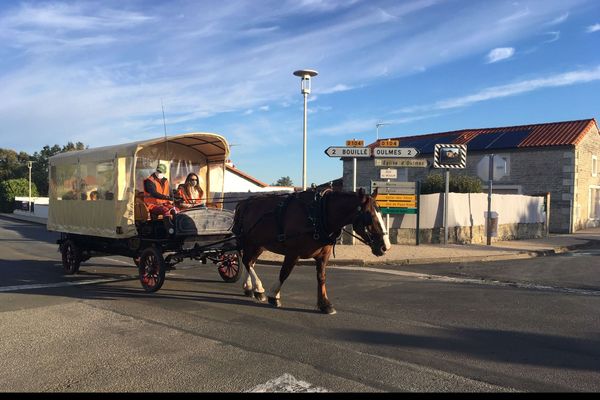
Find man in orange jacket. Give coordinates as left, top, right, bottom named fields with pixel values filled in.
left=143, top=163, right=178, bottom=218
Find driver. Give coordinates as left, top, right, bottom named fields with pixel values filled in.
left=143, top=163, right=178, bottom=218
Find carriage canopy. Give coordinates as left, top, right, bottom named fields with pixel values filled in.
left=48, top=133, right=230, bottom=238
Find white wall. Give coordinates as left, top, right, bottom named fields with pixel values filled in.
left=14, top=196, right=49, bottom=218
left=392, top=193, right=546, bottom=229
left=223, top=170, right=294, bottom=193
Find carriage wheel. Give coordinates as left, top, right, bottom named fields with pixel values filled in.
left=138, top=247, right=166, bottom=292
left=61, top=239, right=81, bottom=275
left=216, top=251, right=242, bottom=283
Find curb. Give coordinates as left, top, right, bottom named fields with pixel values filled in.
left=257, top=239, right=600, bottom=267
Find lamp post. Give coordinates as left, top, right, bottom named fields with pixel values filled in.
left=376, top=122, right=390, bottom=141
left=293, top=69, right=318, bottom=190
left=27, top=161, right=33, bottom=213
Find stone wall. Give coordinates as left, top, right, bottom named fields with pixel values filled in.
left=573, top=124, right=600, bottom=230
left=389, top=223, right=546, bottom=245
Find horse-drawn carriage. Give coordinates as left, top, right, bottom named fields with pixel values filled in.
left=48, top=133, right=241, bottom=292
left=48, top=132, right=390, bottom=313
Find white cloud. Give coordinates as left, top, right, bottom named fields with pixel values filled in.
left=586, top=23, right=600, bottom=33
left=397, top=65, right=600, bottom=113
left=318, top=84, right=354, bottom=94
left=548, top=12, right=569, bottom=25
left=542, top=31, right=560, bottom=43
left=486, top=47, right=515, bottom=63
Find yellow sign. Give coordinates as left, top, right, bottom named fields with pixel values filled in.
left=379, top=140, right=399, bottom=147
left=376, top=194, right=416, bottom=201
left=346, top=139, right=364, bottom=147
left=376, top=201, right=417, bottom=208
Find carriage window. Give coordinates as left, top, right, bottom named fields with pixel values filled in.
left=80, top=160, right=115, bottom=200
left=52, top=163, right=80, bottom=200
left=136, top=158, right=172, bottom=194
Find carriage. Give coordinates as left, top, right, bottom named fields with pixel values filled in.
left=48, top=133, right=242, bottom=292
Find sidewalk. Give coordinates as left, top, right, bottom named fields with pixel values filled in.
left=3, top=212, right=600, bottom=267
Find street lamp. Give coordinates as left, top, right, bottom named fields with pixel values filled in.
left=376, top=122, right=391, bottom=141
left=293, top=69, right=318, bottom=190
left=27, top=161, right=33, bottom=213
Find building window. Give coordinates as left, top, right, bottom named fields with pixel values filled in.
left=590, top=187, right=600, bottom=220
left=593, top=155, right=598, bottom=177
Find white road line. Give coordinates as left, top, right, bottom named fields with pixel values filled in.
left=101, top=257, right=134, bottom=265
left=330, top=266, right=600, bottom=296
left=0, top=277, right=134, bottom=293
left=247, top=374, right=328, bottom=392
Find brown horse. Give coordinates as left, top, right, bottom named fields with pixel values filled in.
left=232, top=188, right=390, bottom=314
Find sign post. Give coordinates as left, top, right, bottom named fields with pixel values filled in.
left=325, top=140, right=369, bottom=245
left=433, top=144, right=467, bottom=245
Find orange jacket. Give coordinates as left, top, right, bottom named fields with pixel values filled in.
left=143, top=174, right=170, bottom=207
left=177, top=185, right=203, bottom=206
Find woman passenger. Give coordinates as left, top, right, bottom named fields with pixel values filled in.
left=176, top=173, right=205, bottom=209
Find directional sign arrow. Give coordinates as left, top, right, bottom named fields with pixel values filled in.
left=373, top=147, right=419, bottom=158
left=324, top=147, right=371, bottom=158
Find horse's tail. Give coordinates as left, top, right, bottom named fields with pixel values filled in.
left=232, top=199, right=248, bottom=238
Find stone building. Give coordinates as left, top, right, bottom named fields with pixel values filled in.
left=343, top=119, right=600, bottom=233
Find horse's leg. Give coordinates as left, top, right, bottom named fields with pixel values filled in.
left=242, top=246, right=267, bottom=302
left=316, top=247, right=336, bottom=315
left=267, top=254, right=299, bottom=308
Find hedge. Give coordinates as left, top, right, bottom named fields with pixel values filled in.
left=0, top=178, right=39, bottom=213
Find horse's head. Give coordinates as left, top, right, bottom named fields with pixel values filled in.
left=352, top=188, right=391, bottom=256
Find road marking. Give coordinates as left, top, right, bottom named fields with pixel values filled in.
left=331, top=266, right=600, bottom=296
left=247, top=374, right=327, bottom=392
left=0, top=276, right=134, bottom=293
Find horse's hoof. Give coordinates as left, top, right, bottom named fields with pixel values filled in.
left=268, top=297, right=282, bottom=308
left=253, top=292, right=267, bottom=302
left=244, top=289, right=253, bottom=297
left=320, top=305, right=337, bottom=315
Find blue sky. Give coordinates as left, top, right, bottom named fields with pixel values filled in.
left=0, top=0, right=599, bottom=186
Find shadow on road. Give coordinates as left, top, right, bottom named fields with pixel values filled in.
left=0, top=257, right=318, bottom=314
left=333, top=328, right=600, bottom=372
left=0, top=216, right=58, bottom=244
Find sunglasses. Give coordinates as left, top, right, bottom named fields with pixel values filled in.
left=190, top=179, right=198, bottom=182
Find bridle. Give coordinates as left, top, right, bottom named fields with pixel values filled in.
left=344, top=201, right=381, bottom=247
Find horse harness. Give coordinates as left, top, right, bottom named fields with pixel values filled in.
left=275, top=189, right=341, bottom=245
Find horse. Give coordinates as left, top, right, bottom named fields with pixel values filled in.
left=232, top=187, right=391, bottom=314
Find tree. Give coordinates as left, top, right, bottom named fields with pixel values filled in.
left=420, top=173, right=482, bottom=194
left=0, top=149, right=30, bottom=181
left=0, top=178, right=39, bottom=213
left=273, top=176, right=293, bottom=187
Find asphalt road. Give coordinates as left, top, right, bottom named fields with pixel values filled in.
left=1, top=216, right=599, bottom=392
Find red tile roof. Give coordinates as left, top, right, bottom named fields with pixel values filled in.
left=371, top=118, right=598, bottom=152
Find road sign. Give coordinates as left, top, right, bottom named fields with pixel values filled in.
left=433, top=144, right=467, bottom=168
left=376, top=200, right=417, bottom=208
left=324, top=147, right=371, bottom=158
left=374, top=158, right=428, bottom=168
left=378, top=140, right=399, bottom=147
left=375, top=194, right=416, bottom=201
left=477, top=155, right=508, bottom=181
left=371, top=181, right=416, bottom=194
left=380, top=168, right=397, bottom=179
left=346, top=139, right=364, bottom=147
left=380, top=208, right=417, bottom=214
left=373, top=147, right=419, bottom=158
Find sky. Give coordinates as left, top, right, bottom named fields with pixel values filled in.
left=0, top=0, right=599, bottom=186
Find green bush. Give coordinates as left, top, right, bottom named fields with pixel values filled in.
left=0, top=178, right=39, bottom=213
left=421, top=173, right=482, bottom=194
